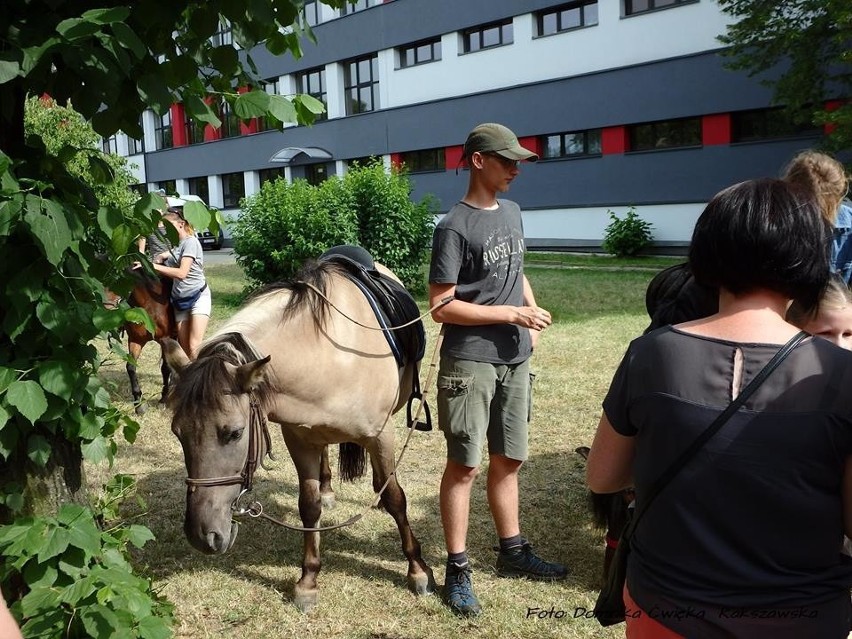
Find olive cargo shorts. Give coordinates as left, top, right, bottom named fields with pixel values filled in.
left=436, top=356, right=534, bottom=467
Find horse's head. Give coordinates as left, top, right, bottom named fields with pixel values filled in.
left=163, top=336, right=273, bottom=555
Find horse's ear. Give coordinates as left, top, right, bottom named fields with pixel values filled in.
left=235, top=355, right=271, bottom=393
left=162, top=338, right=191, bottom=374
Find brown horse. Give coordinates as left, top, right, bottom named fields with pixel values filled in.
left=163, top=257, right=434, bottom=611
left=106, top=272, right=178, bottom=414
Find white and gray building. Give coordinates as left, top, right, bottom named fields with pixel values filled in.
left=110, top=0, right=833, bottom=251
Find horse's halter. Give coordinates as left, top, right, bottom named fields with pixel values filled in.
left=183, top=393, right=272, bottom=497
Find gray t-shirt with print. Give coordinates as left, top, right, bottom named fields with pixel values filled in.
left=429, top=199, right=531, bottom=365
left=166, top=236, right=205, bottom=299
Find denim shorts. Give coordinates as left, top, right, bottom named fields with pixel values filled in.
left=436, top=356, right=533, bottom=467
left=174, top=285, right=212, bottom=322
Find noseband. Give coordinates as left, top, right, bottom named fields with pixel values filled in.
left=184, top=394, right=272, bottom=494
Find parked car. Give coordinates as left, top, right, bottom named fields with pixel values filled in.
left=165, top=194, right=224, bottom=250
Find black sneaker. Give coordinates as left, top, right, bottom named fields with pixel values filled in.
left=495, top=540, right=568, bottom=581
left=443, top=562, right=482, bottom=617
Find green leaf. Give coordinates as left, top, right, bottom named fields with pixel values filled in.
left=23, top=560, right=58, bottom=589
left=111, top=223, right=136, bottom=255
left=181, top=200, right=211, bottom=232
left=27, top=434, right=51, bottom=467
left=137, top=614, right=174, bottom=639
left=209, top=45, right=240, bottom=76
left=0, top=366, right=16, bottom=394
left=82, top=6, right=130, bottom=24
left=123, top=307, right=155, bottom=336
left=67, top=517, right=102, bottom=560
left=137, top=75, right=174, bottom=116
left=234, top=90, right=270, bottom=119
left=0, top=58, right=20, bottom=84
left=58, top=545, right=88, bottom=578
left=0, top=408, right=17, bottom=461
left=57, top=503, right=88, bottom=526
left=125, top=524, right=156, bottom=549
left=56, top=18, right=101, bottom=40
left=267, top=94, right=296, bottom=124
left=21, top=587, right=63, bottom=618
left=81, top=435, right=109, bottom=464
left=38, top=525, right=71, bottom=563
left=60, top=575, right=95, bottom=605
left=24, top=197, right=72, bottom=266
left=5, top=490, right=23, bottom=512
left=183, top=94, right=221, bottom=127
left=78, top=411, right=105, bottom=440
left=88, top=155, right=115, bottom=184
left=6, top=380, right=48, bottom=424
left=38, top=361, right=76, bottom=400
left=296, top=93, right=326, bottom=115
left=111, top=22, right=147, bottom=59
left=93, top=306, right=127, bottom=332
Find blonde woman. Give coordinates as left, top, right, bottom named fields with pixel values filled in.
left=782, top=150, right=852, bottom=282
left=152, top=209, right=210, bottom=359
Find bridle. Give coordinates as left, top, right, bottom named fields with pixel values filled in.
left=184, top=394, right=272, bottom=494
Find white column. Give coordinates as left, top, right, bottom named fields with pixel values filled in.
left=326, top=62, right=345, bottom=119
left=376, top=49, right=393, bottom=112
left=175, top=178, right=189, bottom=198
left=142, top=110, right=157, bottom=154
left=284, top=166, right=293, bottom=183
left=280, top=73, right=299, bottom=128
left=318, top=2, right=336, bottom=23
left=245, top=170, right=261, bottom=198
left=335, top=160, right=347, bottom=178
left=513, top=13, right=533, bottom=43
left=208, top=175, right=224, bottom=210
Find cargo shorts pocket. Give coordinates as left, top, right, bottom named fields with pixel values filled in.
left=437, top=374, right=474, bottom=440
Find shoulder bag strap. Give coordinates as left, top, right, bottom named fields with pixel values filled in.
left=622, top=330, right=809, bottom=540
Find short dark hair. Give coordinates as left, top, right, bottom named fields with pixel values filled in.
left=689, top=178, right=830, bottom=311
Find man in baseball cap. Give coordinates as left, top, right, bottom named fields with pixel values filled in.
left=428, top=123, right=565, bottom=618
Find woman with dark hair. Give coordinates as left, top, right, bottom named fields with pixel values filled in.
left=587, top=178, right=852, bottom=638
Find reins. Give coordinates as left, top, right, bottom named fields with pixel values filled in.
left=183, top=288, right=452, bottom=534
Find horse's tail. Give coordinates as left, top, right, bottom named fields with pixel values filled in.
left=338, top=442, right=367, bottom=482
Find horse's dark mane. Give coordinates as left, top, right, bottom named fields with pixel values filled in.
left=250, top=259, right=350, bottom=332
left=171, top=332, right=276, bottom=421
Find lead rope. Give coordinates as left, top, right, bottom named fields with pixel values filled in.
left=235, top=323, right=447, bottom=533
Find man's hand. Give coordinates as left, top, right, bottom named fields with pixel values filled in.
left=512, top=305, right=551, bottom=331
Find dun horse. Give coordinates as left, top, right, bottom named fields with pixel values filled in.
left=163, top=253, right=434, bottom=611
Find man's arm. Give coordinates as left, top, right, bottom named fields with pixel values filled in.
left=429, top=282, right=550, bottom=331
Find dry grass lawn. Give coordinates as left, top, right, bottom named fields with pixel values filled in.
left=89, top=261, right=662, bottom=639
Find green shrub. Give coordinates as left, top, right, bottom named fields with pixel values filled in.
left=342, top=160, right=436, bottom=292
left=232, top=177, right=359, bottom=285
left=602, top=207, right=654, bottom=257
left=233, top=160, right=436, bottom=292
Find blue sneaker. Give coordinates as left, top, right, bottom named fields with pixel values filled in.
left=443, top=562, right=481, bottom=617
left=495, top=540, right=568, bottom=581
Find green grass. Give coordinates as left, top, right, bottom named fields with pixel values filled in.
left=91, top=259, right=663, bottom=639
left=525, top=251, right=683, bottom=270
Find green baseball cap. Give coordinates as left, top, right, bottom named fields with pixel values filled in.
left=463, top=122, right=538, bottom=162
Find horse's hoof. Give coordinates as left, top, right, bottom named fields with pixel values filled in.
left=134, top=403, right=147, bottom=416
left=408, top=567, right=436, bottom=596
left=293, top=589, right=318, bottom=613
left=320, top=493, right=336, bottom=510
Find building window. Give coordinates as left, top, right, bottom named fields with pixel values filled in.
left=219, top=100, right=241, bottom=138
left=399, top=148, right=445, bottom=173
left=303, top=1, right=321, bottom=26
left=212, top=21, right=232, bottom=46
left=259, top=167, right=287, bottom=187
left=185, top=112, right=206, bottom=145
left=187, top=176, right=209, bottom=203
left=155, top=111, right=173, bottom=150
left=342, top=0, right=380, bottom=16
left=305, top=164, right=328, bottom=186
left=221, top=172, right=245, bottom=208
left=731, top=108, right=821, bottom=143
left=130, top=183, right=146, bottom=198
left=629, top=117, right=702, bottom=151
left=397, top=38, right=442, bottom=68
left=540, top=129, right=602, bottom=158
left=462, top=19, right=513, bottom=53
left=624, top=0, right=693, bottom=16
left=126, top=131, right=144, bottom=155
left=535, top=1, right=598, bottom=36
left=296, top=67, right=327, bottom=121
left=344, top=54, right=379, bottom=115
left=101, top=135, right=118, bottom=155
left=155, top=180, right=177, bottom=196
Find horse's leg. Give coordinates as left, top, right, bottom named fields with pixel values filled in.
left=319, top=444, right=335, bottom=510
left=127, top=339, right=146, bottom=415
left=367, top=435, right=435, bottom=596
left=282, top=431, right=324, bottom=612
left=158, top=344, right=170, bottom=405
